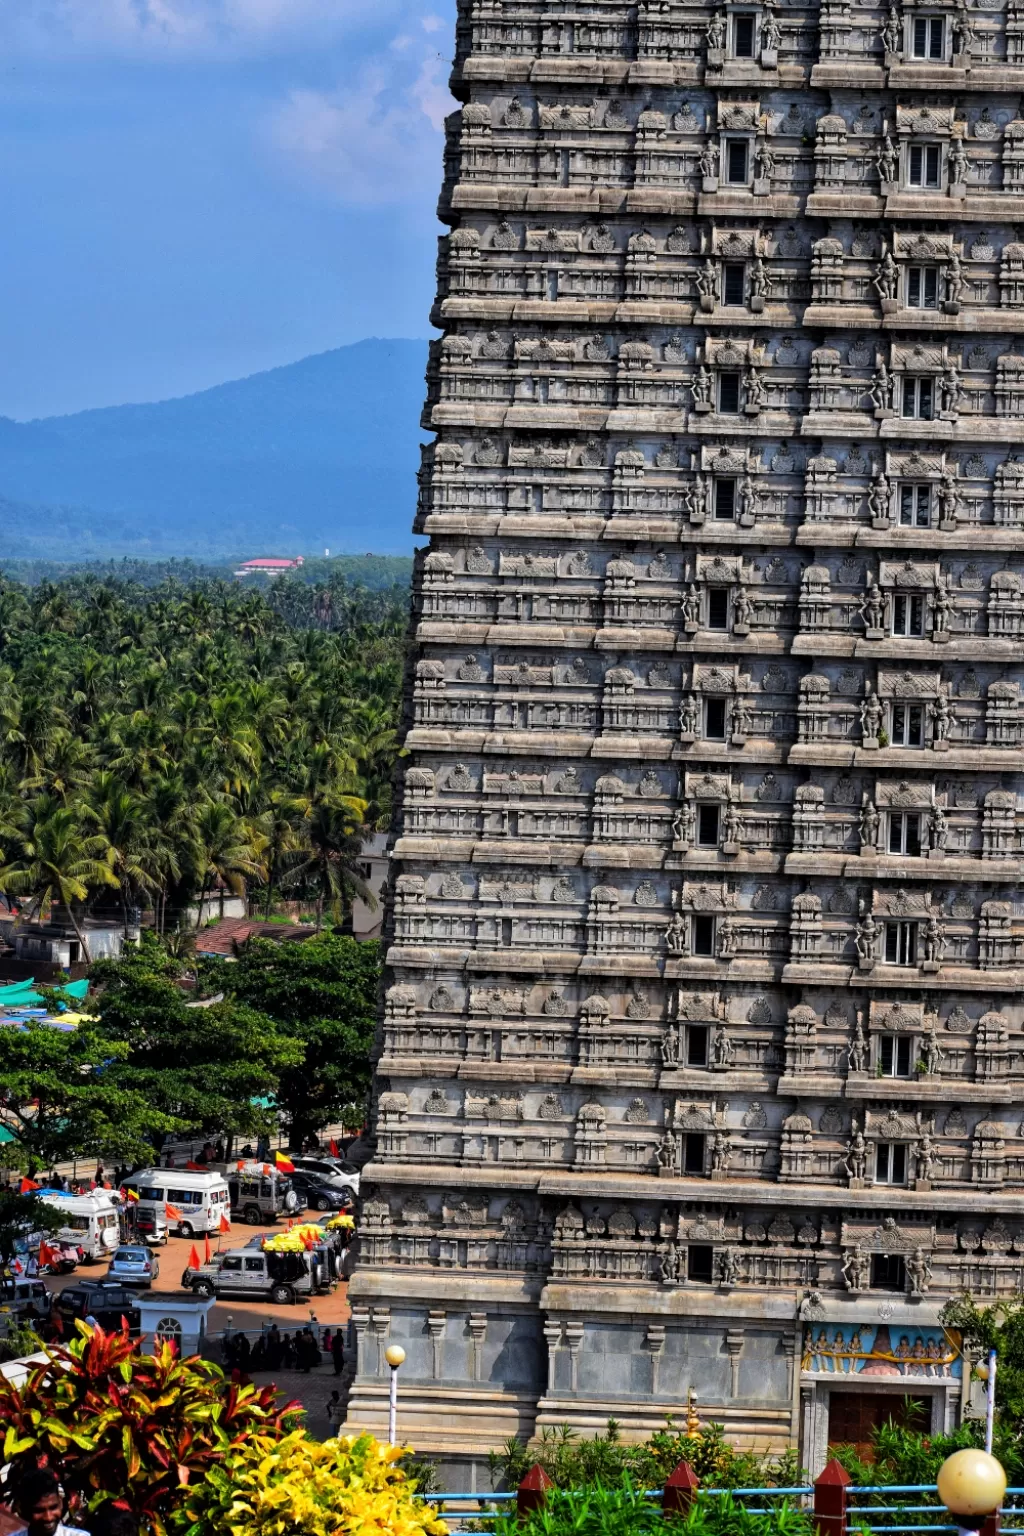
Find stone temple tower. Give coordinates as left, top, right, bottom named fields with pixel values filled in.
left=345, top=0, right=1024, bottom=1479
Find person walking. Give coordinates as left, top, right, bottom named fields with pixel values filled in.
left=331, top=1328, right=345, bottom=1376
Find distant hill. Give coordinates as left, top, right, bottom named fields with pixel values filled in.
left=0, top=338, right=430, bottom=559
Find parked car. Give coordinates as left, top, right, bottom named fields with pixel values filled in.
left=53, top=1282, right=141, bottom=1335
left=0, top=1277, right=51, bottom=1319
left=107, top=1245, right=160, bottom=1288
left=290, top=1156, right=360, bottom=1195
left=287, top=1169, right=354, bottom=1213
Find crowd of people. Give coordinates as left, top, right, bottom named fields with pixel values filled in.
left=222, top=1321, right=345, bottom=1377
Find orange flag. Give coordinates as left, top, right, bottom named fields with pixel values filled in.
left=329, top=1137, right=340, bottom=1158
left=219, top=1211, right=231, bottom=1234
left=166, top=1203, right=184, bottom=1222
left=20, top=1177, right=39, bottom=1193
left=204, top=1233, right=212, bottom=1263
left=188, top=1244, right=201, bottom=1270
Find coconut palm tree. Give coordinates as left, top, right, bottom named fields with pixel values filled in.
left=1, top=795, right=119, bottom=961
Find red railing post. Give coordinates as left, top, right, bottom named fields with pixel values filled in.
left=814, top=1459, right=852, bottom=1536
left=981, top=1515, right=1002, bottom=1536
left=517, top=1464, right=554, bottom=1518
left=663, top=1460, right=700, bottom=1517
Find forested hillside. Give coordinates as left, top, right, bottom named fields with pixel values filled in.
left=0, top=339, right=428, bottom=559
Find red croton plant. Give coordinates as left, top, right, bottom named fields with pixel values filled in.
left=0, top=1323, right=301, bottom=1535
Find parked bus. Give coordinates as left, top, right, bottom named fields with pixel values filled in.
left=122, top=1168, right=230, bottom=1238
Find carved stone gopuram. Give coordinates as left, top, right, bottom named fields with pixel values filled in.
left=344, top=0, right=1024, bottom=1475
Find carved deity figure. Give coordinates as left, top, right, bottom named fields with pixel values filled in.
left=710, top=1131, right=731, bottom=1173
left=931, top=574, right=954, bottom=635
left=875, top=132, right=898, bottom=182
left=739, top=472, right=758, bottom=522
left=946, top=140, right=968, bottom=191
left=873, top=246, right=899, bottom=301
left=761, top=6, right=782, bottom=48
left=929, top=804, right=949, bottom=852
left=869, top=365, right=895, bottom=413
left=914, top=1131, right=936, bottom=1180
left=696, top=258, right=719, bottom=302
left=929, top=690, right=953, bottom=743
left=721, top=802, right=741, bottom=846
left=706, top=10, right=726, bottom=49
left=672, top=800, right=696, bottom=845
left=750, top=254, right=773, bottom=298
left=859, top=794, right=880, bottom=850
left=718, top=917, right=737, bottom=956
left=923, top=912, right=946, bottom=963
left=848, top=1020, right=869, bottom=1073
left=920, top=1029, right=943, bottom=1075
left=951, top=2, right=974, bottom=55
left=842, top=1246, right=869, bottom=1291
left=859, top=575, right=886, bottom=631
left=840, top=1130, right=868, bottom=1181
left=880, top=6, right=902, bottom=51
left=661, top=1027, right=680, bottom=1067
left=681, top=584, right=702, bottom=626
left=685, top=475, right=709, bottom=522
left=665, top=912, right=689, bottom=954
left=717, top=1247, right=739, bottom=1286
left=855, top=905, right=880, bottom=963
left=698, top=139, right=721, bottom=179
left=860, top=690, right=883, bottom=740
left=943, top=249, right=965, bottom=306
left=730, top=698, right=753, bottom=737
left=660, top=1241, right=683, bottom=1282
left=907, top=1247, right=932, bottom=1295
left=867, top=469, right=891, bottom=521
left=657, top=1130, right=680, bottom=1173
left=940, top=363, right=963, bottom=415
left=939, top=470, right=960, bottom=524
left=755, top=142, right=776, bottom=181
left=691, top=365, right=714, bottom=406
left=712, top=1027, right=734, bottom=1068
left=733, top=584, right=752, bottom=627
left=679, top=694, right=700, bottom=737
left=746, top=367, right=767, bottom=409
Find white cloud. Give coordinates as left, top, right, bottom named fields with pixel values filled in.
left=0, top=0, right=434, bottom=55
left=269, top=40, right=456, bottom=206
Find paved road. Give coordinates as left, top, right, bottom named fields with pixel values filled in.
left=44, top=1218, right=352, bottom=1334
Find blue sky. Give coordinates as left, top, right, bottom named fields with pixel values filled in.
left=0, top=0, right=456, bottom=419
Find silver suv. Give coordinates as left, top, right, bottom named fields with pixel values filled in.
left=107, top=1245, right=160, bottom=1288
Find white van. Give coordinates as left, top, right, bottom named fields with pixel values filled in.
left=40, top=1192, right=121, bottom=1261
left=123, top=1168, right=231, bottom=1238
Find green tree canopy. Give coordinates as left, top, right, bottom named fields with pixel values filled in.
left=0, top=1017, right=174, bottom=1173
left=204, top=933, right=380, bottom=1147
left=92, top=941, right=303, bottom=1145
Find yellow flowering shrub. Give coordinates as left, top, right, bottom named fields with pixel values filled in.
left=176, top=1429, right=449, bottom=1536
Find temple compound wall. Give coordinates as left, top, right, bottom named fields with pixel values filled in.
left=344, top=0, right=1024, bottom=1478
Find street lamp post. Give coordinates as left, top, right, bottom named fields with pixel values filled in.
left=384, top=1344, right=406, bottom=1445
left=976, top=1350, right=998, bottom=1455
left=937, top=1448, right=1007, bottom=1536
